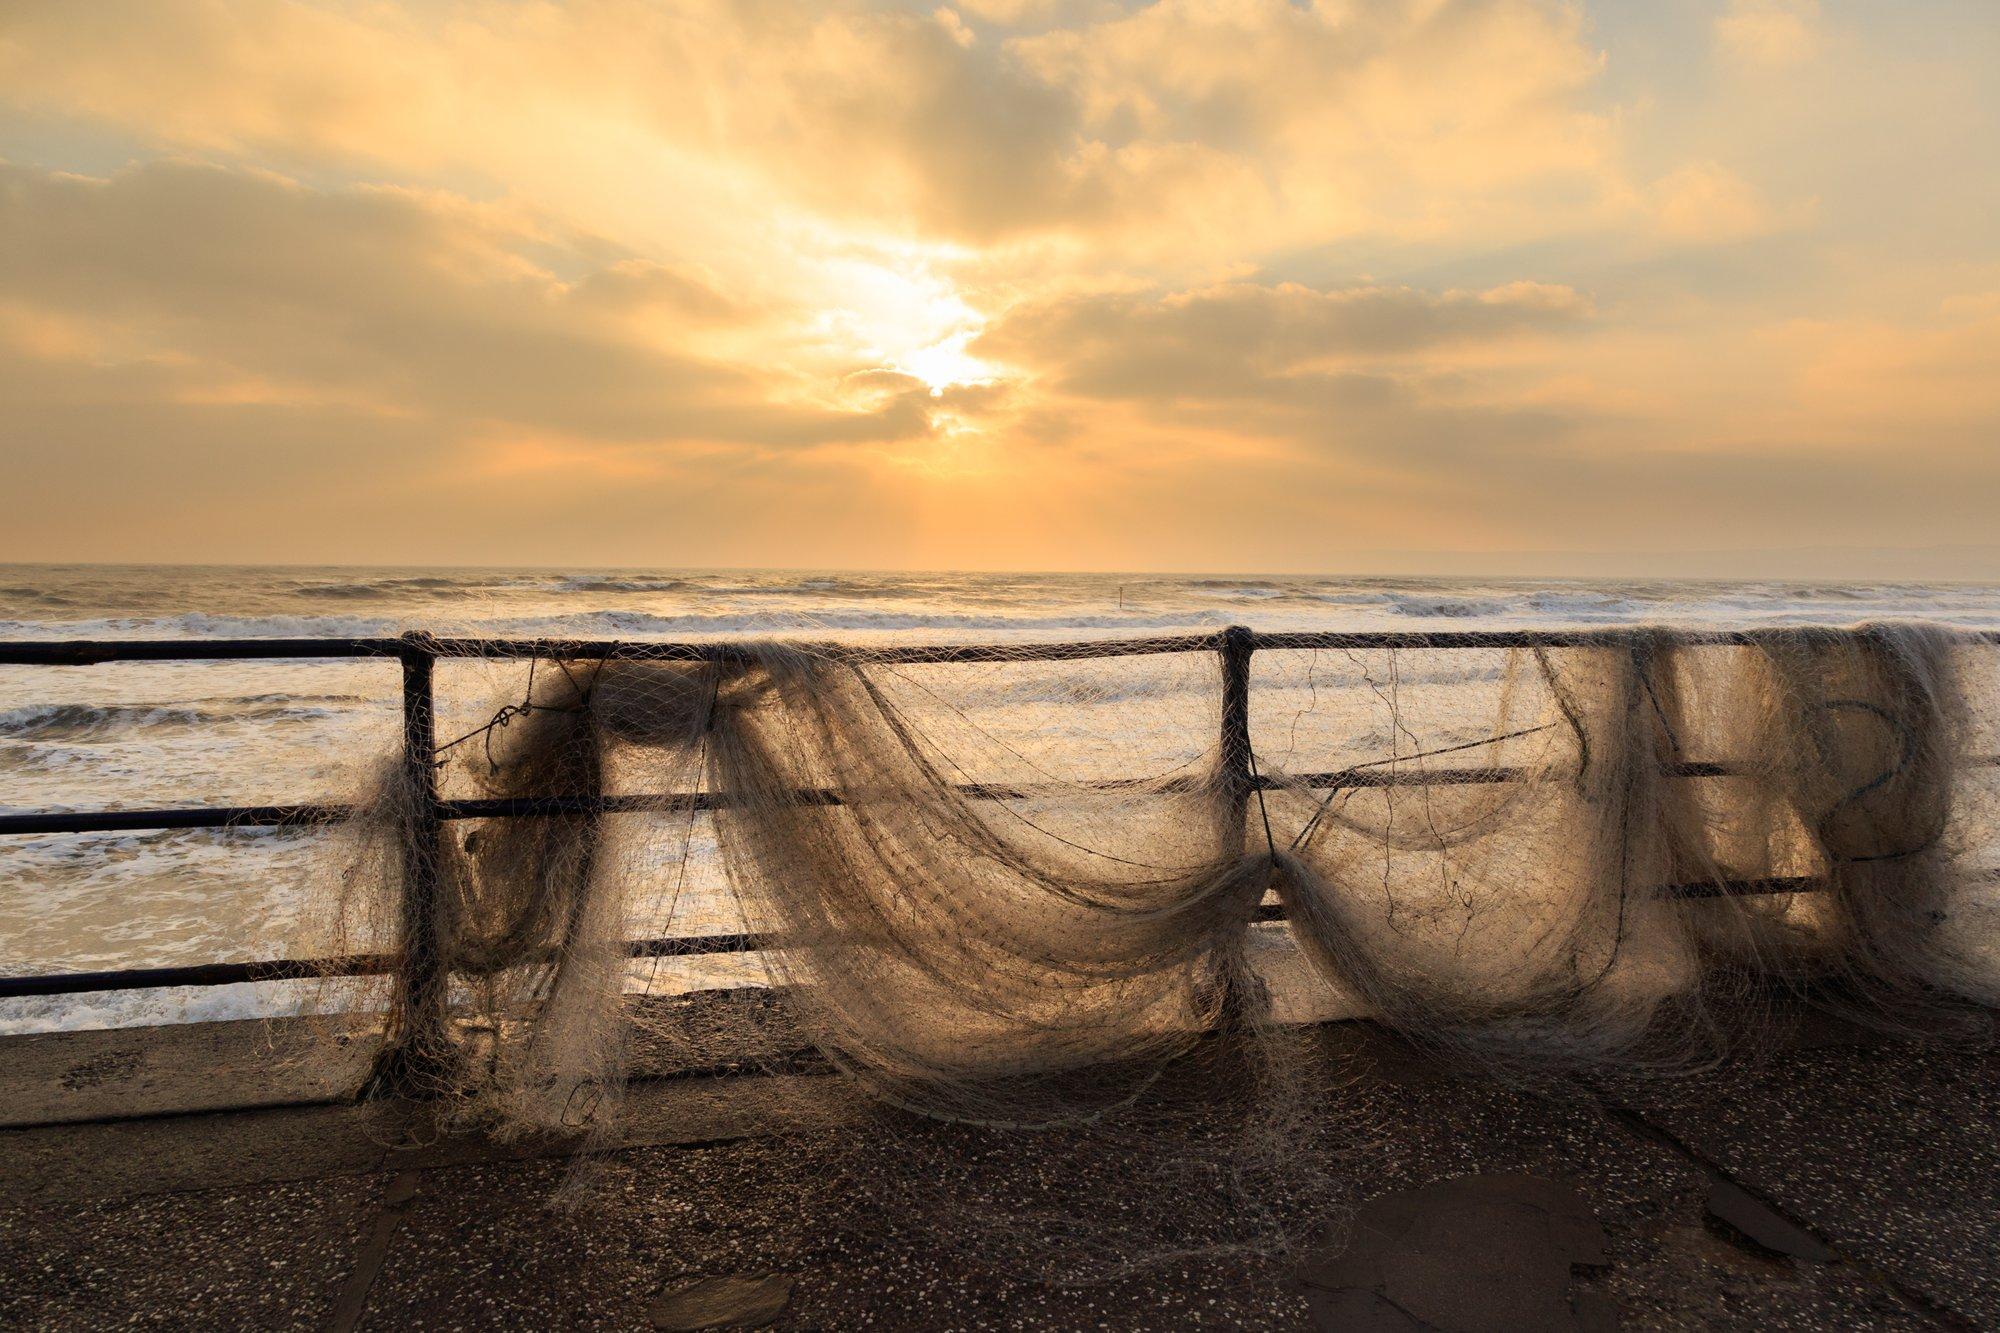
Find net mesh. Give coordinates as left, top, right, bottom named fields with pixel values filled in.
left=304, top=622, right=2000, bottom=1278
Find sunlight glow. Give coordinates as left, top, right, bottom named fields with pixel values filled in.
left=897, top=329, right=993, bottom=393
left=810, top=247, right=993, bottom=390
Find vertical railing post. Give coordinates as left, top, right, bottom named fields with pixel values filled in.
left=1218, top=624, right=1256, bottom=832
left=1211, top=625, right=1267, bottom=1030
left=362, top=630, right=457, bottom=1099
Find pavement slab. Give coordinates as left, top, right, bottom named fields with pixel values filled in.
left=0, top=1016, right=376, bottom=1128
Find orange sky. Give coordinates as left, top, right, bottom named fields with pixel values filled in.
left=1, top=0, right=1997, bottom=574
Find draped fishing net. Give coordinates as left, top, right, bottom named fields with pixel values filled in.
left=306, top=623, right=1999, bottom=1278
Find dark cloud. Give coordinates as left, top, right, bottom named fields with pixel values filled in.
left=969, top=280, right=1593, bottom=470
left=563, top=260, right=745, bottom=324
left=975, top=280, right=1591, bottom=400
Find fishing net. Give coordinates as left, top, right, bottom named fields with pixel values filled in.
left=305, top=622, right=2000, bottom=1277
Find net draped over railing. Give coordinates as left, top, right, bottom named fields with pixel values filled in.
left=317, top=622, right=2000, bottom=1147
left=8, top=619, right=1998, bottom=1278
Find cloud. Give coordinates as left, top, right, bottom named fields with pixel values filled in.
left=1777, top=303, right=2000, bottom=434
left=0, top=0, right=1619, bottom=253
left=976, top=280, right=1593, bottom=400
left=0, top=159, right=934, bottom=449
left=1002, top=0, right=1617, bottom=245
left=958, top=278, right=1603, bottom=522
left=1648, top=161, right=1802, bottom=244
left=1715, top=0, right=1821, bottom=68
left=565, top=261, right=745, bottom=326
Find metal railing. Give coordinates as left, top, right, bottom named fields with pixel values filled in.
left=5, top=624, right=1995, bottom=1018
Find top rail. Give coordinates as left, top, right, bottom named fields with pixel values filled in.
left=4, top=624, right=2000, bottom=667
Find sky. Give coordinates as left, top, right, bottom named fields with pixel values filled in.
left=1, top=0, right=1996, bottom=575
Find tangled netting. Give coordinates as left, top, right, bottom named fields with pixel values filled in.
left=309, top=623, right=1999, bottom=1277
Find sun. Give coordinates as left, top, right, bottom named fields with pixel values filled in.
left=897, top=329, right=993, bottom=394
left=815, top=247, right=995, bottom=392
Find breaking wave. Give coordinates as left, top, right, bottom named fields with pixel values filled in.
left=0, top=696, right=363, bottom=741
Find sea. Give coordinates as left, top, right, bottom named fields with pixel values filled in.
left=5, top=563, right=1999, bottom=1034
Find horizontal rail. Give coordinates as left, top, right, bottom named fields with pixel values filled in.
left=1250, top=627, right=2000, bottom=650
left=0, top=805, right=342, bottom=836
left=0, top=637, right=410, bottom=666
left=13, top=756, right=2000, bottom=838
left=0, top=763, right=1743, bottom=837
left=0, top=952, right=395, bottom=997
left=0, top=632, right=1229, bottom=666
left=2, top=876, right=1842, bottom=998
left=5, top=625, right=1999, bottom=668
left=0, top=933, right=765, bottom=999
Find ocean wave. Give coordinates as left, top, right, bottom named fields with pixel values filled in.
left=552, top=575, right=693, bottom=594
left=1381, top=594, right=1513, bottom=619
left=0, top=697, right=356, bottom=741
left=286, top=574, right=515, bottom=600
left=1183, top=578, right=1279, bottom=592
left=533, top=573, right=912, bottom=599
left=1525, top=591, right=1640, bottom=618
left=0, top=742, right=89, bottom=773
left=682, top=580, right=914, bottom=600
left=0, top=584, right=77, bottom=609
left=0, top=611, right=401, bottom=640
left=886, top=661, right=1218, bottom=710
left=1324, top=588, right=1653, bottom=623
